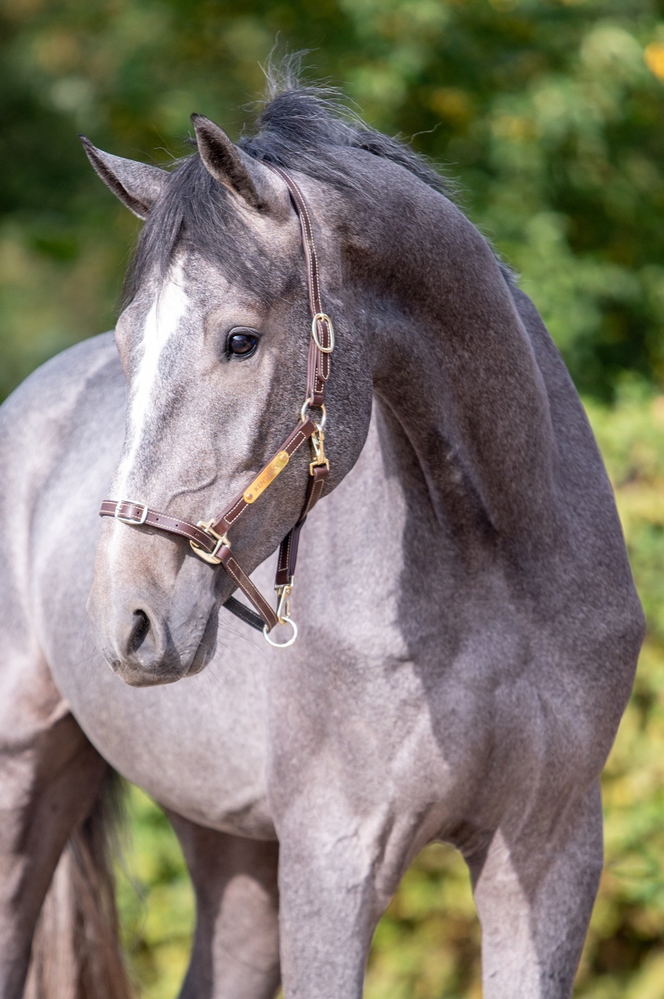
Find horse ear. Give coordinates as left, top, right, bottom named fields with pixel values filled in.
left=191, top=114, right=263, bottom=210
left=79, top=136, right=168, bottom=219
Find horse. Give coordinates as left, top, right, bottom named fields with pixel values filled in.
left=0, top=76, right=644, bottom=999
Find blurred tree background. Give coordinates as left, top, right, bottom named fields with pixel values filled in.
left=2, top=0, right=664, bottom=995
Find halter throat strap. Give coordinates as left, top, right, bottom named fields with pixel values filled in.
left=99, top=167, right=333, bottom=647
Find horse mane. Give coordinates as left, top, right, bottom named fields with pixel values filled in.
left=240, top=60, right=454, bottom=199
left=123, top=63, right=457, bottom=305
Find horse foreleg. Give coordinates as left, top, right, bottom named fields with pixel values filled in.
left=274, top=803, right=415, bottom=999
left=470, top=781, right=603, bottom=999
left=0, top=651, right=109, bottom=998
left=167, top=812, right=281, bottom=999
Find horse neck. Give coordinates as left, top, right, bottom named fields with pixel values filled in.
left=343, top=169, right=559, bottom=558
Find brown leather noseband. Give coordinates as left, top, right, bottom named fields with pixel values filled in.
left=100, top=166, right=333, bottom=648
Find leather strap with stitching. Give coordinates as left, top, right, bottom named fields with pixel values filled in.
left=210, top=418, right=316, bottom=538
left=268, top=165, right=332, bottom=407
left=99, top=416, right=321, bottom=632
left=274, top=464, right=327, bottom=587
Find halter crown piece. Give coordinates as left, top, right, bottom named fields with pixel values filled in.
left=99, top=166, right=333, bottom=649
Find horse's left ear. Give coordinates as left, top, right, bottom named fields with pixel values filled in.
left=191, top=114, right=266, bottom=210
left=80, top=136, right=169, bottom=219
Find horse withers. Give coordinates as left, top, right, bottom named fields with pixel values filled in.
left=0, top=79, right=644, bottom=999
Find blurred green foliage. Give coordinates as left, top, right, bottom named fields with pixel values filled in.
left=2, top=0, right=664, bottom=995
left=3, top=0, right=664, bottom=399
left=116, top=787, right=194, bottom=998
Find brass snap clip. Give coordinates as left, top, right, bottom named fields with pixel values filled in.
left=275, top=582, right=293, bottom=625
left=189, top=520, right=230, bottom=565
left=310, top=425, right=330, bottom=476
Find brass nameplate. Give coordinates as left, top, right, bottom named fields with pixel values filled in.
left=243, top=451, right=290, bottom=504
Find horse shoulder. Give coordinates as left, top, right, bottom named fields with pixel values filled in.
left=0, top=332, right=124, bottom=490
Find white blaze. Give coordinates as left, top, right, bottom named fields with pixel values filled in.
left=114, top=262, right=189, bottom=497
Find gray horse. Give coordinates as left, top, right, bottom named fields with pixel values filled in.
left=0, top=78, right=644, bottom=999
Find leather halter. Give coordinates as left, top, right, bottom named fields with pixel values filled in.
left=100, top=166, right=333, bottom=648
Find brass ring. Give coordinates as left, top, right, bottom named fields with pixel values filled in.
left=263, top=618, right=298, bottom=649
left=300, top=399, right=326, bottom=429
left=311, top=313, right=335, bottom=354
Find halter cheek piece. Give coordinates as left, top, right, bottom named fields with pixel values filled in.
left=99, top=166, right=333, bottom=649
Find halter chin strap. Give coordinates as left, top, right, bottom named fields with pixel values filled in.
left=100, top=165, right=333, bottom=648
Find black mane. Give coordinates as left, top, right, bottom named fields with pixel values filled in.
left=239, top=72, right=453, bottom=198
left=123, top=73, right=456, bottom=305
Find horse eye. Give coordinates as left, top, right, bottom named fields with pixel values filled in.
left=227, top=328, right=259, bottom=359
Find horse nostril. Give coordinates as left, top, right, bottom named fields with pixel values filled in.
left=128, top=609, right=151, bottom=654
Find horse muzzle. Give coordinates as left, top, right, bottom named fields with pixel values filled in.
left=87, top=523, right=220, bottom=685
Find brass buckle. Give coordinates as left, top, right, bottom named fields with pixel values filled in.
left=311, top=312, right=335, bottom=353
left=114, top=500, right=148, bottom=526
left=189, top=520, right=230, bottom=565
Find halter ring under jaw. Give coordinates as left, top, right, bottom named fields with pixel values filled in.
left=263, top=617, right=298, bottom=648
left=262, top=582, right=298, bottom=648
left=99, top=166, right=334, bottom=648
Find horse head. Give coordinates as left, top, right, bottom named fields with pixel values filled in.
left=85, top=114, right=372, bottom=685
